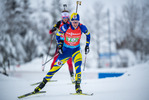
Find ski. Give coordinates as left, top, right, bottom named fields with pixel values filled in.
left=18, top=91, right=46, bottom=99
left=31, top=80, right=57, bottom=86
left=70, top=93, right=93, bottom=96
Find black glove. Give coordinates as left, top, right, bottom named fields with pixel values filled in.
left=85, top=45, right=90, bottom=54
left=58, top=43, right=63, bottom=54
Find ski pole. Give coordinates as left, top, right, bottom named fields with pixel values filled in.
left=83, top=54, right=87, bottom=71
left=42, top=34, right=54, bottom=71
left=76, top=1, right=81, bottom=13
left=42, top=53, right=59, bottom=70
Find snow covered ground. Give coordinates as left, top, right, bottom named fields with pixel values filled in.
left=0, top=58, right=149, bottom=100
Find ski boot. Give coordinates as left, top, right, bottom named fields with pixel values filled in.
left=34, top=78, right=48, bottom=93
left=75, top=81, right=82, bottom=93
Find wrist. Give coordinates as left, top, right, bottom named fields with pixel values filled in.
left=85, top=45, right=89, bottom=47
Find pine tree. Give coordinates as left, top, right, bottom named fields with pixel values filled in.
left=50, top=0, right=62, bottom=26
left=116, top=0, right=149, bottom=62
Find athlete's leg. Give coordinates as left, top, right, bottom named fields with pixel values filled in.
left=72, top=50, right=82, bottom=93
left=45, top=47, right=71, bottom=81
left=67, top=57, right=74, bottom=77
left=67, top=57, right=75, bottom=83
left=72, top=50, right=82, bottom=83
left=34, top=47, right=71, bottom=92
left=45, top=56, right=70, bottom=81
left=34, top=56, right=69, bottom=93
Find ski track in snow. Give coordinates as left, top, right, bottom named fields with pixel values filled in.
left=0, top=59, right=149, bottom=100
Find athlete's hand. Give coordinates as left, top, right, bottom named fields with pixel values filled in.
left=58, top=43, right=63, bottom=54
left=49, top=30, right=53, bottom=34
left=85, top=45, right=89, bottom=54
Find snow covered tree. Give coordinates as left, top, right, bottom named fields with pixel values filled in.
left=116, top=0, right=149, bottom=62
left=0, top=0, right=74, bottom=67
left=0, top=0, right=24, bottom=65
left=0, top=0, right=45, bottom=65
left=66, top=0, right=73, bottom=13
left=50, top=0, right=62, bottom=26
left=93, top=2, right=107, bottom=68
left=137, top=1, right=149, bottom=61
left=82, top=2, right=106, bottom=68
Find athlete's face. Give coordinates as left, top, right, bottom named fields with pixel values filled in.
left=62, top=17, right=69, bottom=23
left=71, top=20, right=79, bottom=29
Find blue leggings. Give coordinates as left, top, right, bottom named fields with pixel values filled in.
left=44, top=47, right=82, bottom=83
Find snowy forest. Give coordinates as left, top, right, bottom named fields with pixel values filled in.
left=0, top=0, right=149, bottom=70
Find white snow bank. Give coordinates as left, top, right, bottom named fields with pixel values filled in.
left=0, top=61, right=149, bottom=100
left=0, top=74, right=20, bottom=81
left=122, top=61, right=149, bottom=78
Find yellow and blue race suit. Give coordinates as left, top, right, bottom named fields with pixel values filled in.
left=44, top=22, right=90, bottom=83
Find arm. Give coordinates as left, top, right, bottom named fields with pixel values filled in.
left=56, top=24, right=69, bottom=54
left=80, top=24, right=90, bottom=46
left=56, top=24, right=69, bottom=44
left=80, top=24, right=91, bottom=54
left=85, top=32, right=90, bottom=54
left=56, top=31, right=62, bottom=44
left=49, top=21, right=61, bottom=34
left=85, top=32, right=90, bottom=47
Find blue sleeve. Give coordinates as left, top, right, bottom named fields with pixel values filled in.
left=56, top=24, right=69, bottom=44
left=80, top=24, right=91, bottom=46
left=56, top=32, right=61, bottom=43
left=60, top=24, right=69, bottom=33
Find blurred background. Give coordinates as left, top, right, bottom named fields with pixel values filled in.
left=0, top=0, right=149, bottom=73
